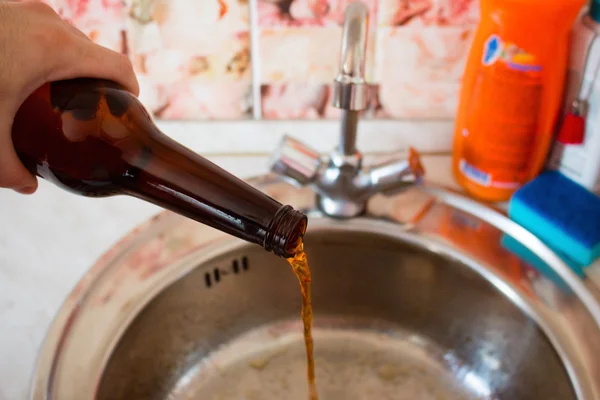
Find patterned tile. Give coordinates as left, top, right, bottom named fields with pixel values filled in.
left=374, top=24, right=474, bottom=118
left=39, top=0, right=481, bottom=121
left=258, top=0, right=379, bottom=119
left=376, top=26, right=474, bottom=83
left=43, top=0, right=252, bottom=120
left=378, top=81, right=460, bottom=118
left=260, top=28, right=341, bottom=84
left=155, top=81, right=252, bottom=120
left=378, top=0, right=479, bottom=27
left=378, top=0, right=436, bottom=27
left=434, top=0, right=479, bottom=26
left=259, top=19, right=378, bottom=84
left=43, top=0, right=127, bottom=53
left=261, top=83, right=330, bottom=119
left=257, top=0, right=378, bottom=28
left=126, top=0, right=253, bottom=119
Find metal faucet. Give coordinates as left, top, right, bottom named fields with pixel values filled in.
left=270, top=1, right=425, bottom=218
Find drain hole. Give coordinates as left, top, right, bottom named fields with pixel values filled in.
left=214, top=268, right=221, bottom=282
left=204, top=272, right=212, bottom=288
left=232, top=260, right=239, bottom=274
left=242, top=256, right=249, bottom=270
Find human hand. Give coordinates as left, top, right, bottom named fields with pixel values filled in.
left=0, top=0, right=139, bottom=194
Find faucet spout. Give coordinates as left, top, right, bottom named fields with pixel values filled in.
left=332, top=1, right=369, bottom=113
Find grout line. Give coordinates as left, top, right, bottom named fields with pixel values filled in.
left=204, top=151, right=453, bottom=157
left=248, top=0, right=262, bottom=120
left=156, top=118, right=455, bottom=125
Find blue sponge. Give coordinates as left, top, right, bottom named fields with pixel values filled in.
left=501, top=234, right=585, bottom=286
left=509, top=171, right=600, bottom=267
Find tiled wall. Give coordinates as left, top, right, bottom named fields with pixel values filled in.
left=44, top=0, right=478, bottom=121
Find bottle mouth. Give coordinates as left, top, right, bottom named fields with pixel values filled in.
left=264, top=205, right=308, bottom=258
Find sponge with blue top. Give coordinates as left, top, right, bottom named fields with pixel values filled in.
left=501, top=234, right=585, bottom=281
left=508, top=171, right=600, bottom=267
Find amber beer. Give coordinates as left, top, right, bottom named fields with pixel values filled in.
left=11, top=78, right=307, bottom=258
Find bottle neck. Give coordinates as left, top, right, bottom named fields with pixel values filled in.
left=122, top=123, right=307, bottom=257
left=264, top=205, right=307, bottom=257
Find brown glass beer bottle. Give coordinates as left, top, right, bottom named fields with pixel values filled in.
left=11, top=78, right=307, bottom=258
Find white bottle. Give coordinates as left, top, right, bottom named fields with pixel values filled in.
left=549, top=3, right=600, bottom=194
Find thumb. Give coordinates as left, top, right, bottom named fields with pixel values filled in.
left=0, top=116, right=38, bottom=194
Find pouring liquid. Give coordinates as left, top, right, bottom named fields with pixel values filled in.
left=287, top=242, right=318, bottom=400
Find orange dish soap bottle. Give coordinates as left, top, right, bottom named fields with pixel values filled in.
left=452, top=0, right=586, bottom=202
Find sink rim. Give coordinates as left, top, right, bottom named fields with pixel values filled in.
left=29, top=178, right=600, bottom=400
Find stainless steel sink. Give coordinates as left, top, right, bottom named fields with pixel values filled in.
left=31, top=178, right=600, bottom=400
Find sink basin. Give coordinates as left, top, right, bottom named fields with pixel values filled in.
left=31, top=176, right=600, bottom=399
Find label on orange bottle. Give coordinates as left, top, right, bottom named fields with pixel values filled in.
left=460, top=34, right=543, bottom=189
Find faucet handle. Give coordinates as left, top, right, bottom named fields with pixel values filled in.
left=270, top=135, right=322, bottom=186
left=358, top=148, right=426, bottom=195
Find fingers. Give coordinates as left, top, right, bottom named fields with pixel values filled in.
left=16, top=0, right=139, bottom=95
left=45, top=34, right=140, bottom=95
left=6, top=0, right=139, bottom=96
left=0, top=116, right=38, bottom=194
left=64, top=20, right=93, bottom=42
